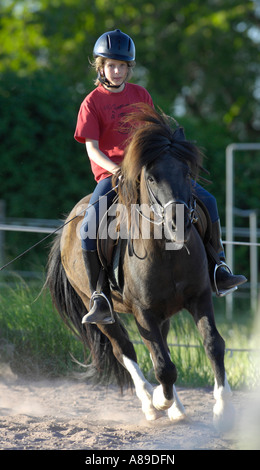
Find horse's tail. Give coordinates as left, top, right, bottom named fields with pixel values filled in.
left=46, top=233, right=132, bottom=390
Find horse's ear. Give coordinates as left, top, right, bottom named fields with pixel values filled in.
left=173, top=127, right=186, bottom=142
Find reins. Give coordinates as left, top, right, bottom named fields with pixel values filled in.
left=0, top=184, right=119, bottom=272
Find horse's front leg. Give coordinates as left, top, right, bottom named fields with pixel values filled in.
left=191, top=291, right=235, bottom=431
left=98, top=322, right=161, bottom=421
left=134, top=310, right=184, bottom=418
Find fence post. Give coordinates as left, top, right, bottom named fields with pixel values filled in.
left=0, top=200, right=6, bottom=267
left=250, top=211, right=258, bottom=313
left=225, top=143, right=260, bottom=319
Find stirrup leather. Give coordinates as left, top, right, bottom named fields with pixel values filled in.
left=213, top=262, right=238, bottom=297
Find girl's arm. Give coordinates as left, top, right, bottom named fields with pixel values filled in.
left=85, top=139, right=119, bottom=175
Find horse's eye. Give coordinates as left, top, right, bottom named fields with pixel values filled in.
left=147, top=176, right=154, bottom=183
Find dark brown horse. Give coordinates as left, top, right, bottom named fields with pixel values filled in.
left=47, top=105, right=234, bottom=429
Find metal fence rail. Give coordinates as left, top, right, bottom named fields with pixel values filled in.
left=0, top=223, right=60, bottom=234
left=133, top=340, right=260, bottom=356
left=0, top=217, right=259, bottom=354
left=0, top=215, right=259, bottom=316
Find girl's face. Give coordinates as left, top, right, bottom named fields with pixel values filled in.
left=102, top=59, right=128, bottom=89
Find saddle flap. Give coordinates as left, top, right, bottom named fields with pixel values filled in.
left=97, top=203, right=120, bottom=267
left=193, top=197, right=212, bottom=244
left=97, top=203, right=123, bottom=291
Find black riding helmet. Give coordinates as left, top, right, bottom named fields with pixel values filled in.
left=93, top=29, right=135, bottom=62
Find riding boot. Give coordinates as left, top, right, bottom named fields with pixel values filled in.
left=207, top=220, right=247, bottom=297
left=81, top=249, right=115, bottom=325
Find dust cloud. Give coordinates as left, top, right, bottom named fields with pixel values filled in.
left=0, top=363, right=255, bottom=450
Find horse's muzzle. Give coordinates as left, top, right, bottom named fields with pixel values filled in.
left=163, top=202, right=191, bottom=245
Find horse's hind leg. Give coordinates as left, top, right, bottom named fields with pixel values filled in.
left=191, top=292, right=235, bottom=431
left=98, top=320, right=162, bottom=421
left=167, top=386, right=186, bottom=421
left=122, top=355, right=163, bottom=420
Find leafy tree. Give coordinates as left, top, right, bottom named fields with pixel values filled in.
left=30, top=0, right=260, bottom=138
left=2, top=0, right=259, bottom=138
left=0, top=0, right=259, bottom=276
left=0, top=69, right=94, bottom=218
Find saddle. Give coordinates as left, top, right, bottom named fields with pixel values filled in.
left=97, top=197, right=212, bottom=292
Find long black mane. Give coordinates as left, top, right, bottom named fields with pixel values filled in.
left=115, top=104, right=204, bottom=209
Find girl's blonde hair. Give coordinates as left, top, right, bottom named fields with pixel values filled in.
left=91, top=56, right=136, bottom=86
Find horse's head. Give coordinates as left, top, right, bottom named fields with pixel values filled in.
left=142, top=149, right=196, bottom=245
left=116, top=104, right=204, bottom=247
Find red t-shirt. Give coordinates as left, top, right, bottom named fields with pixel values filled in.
left=74, top=83, right=154, bottom=182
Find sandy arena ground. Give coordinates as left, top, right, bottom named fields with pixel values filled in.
left=1, top=364, right=259, bottom=452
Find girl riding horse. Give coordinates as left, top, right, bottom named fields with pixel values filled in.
left=74, top=29, right=246, bottom=325
left=47, top=105, right=236, bottom=429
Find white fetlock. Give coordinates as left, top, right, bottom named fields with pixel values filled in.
left=213, top=376, right=235, bottom=432
left=139, top=382, right=160, bottom=421
left=168, top=402, right=186, bottom=421
left=138, top=384, right=164, bottom=421
left=143, top=403, right=164, bottom=421
left=168, top=386, right=186, bottom=421
left=153, top=384, right=174, bottom=411
left=122, top=356, right=163, bottom=421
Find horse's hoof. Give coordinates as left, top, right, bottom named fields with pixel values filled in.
left=144, top=408, right=164, bottom=421
left=213, top=399, right=236, bottom=433
left=152, top=385, right=174, bottom=411
left=168, top=403, right=187, bottom=422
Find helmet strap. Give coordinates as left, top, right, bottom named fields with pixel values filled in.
left=97, top=71, right=122, bottom=89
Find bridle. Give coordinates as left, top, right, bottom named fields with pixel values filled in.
left=135, top=170, right=198, bottom=227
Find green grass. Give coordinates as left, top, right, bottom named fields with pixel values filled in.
left=0, top=275, right=84, bottom=378
left=121, top=304, right=260, bottom=390
left=0, top=274, right=259, bottom=390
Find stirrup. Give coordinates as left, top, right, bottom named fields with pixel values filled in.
left=214, top=262, right=238, bottom=297
left=82, top=291, right=115, bottom=324
left=89, top=291, right=114, bottom=317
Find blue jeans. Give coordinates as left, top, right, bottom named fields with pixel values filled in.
left=81, top=176, right=116, bottom=251
left=80, top=177, right=219, bottom=250
left=192, top=181, right=219, bottom=223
